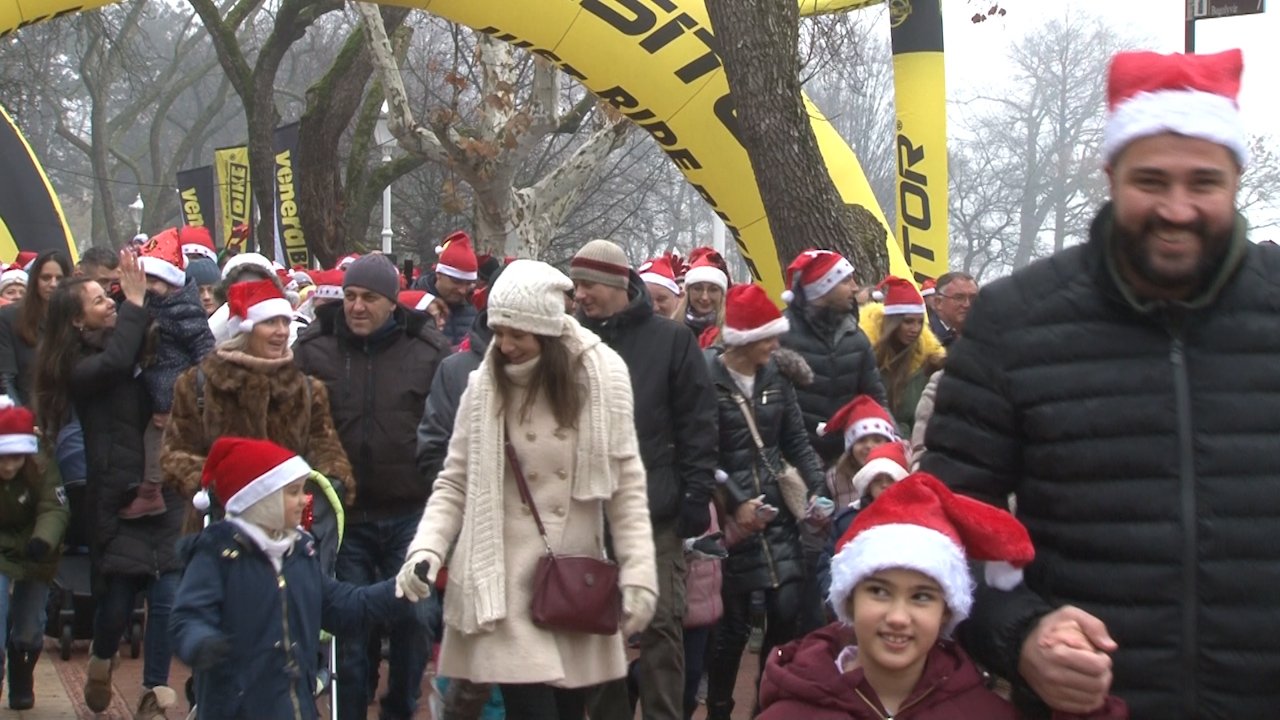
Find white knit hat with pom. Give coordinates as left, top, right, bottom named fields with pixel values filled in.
left=486, top=259, right=572, bottom=337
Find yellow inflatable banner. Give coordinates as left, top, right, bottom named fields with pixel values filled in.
left=0, top=0, right=949, bottom=292
left=889, top=0, right=948, bottom=282
left=0, top=104, right=76, bottom=263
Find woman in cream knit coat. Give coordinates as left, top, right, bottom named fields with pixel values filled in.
left=397, top=259, right=657, bottom=719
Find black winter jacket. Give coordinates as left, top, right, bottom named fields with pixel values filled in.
left=72, top=302, right=183, bottom=581
left=0, top=303, right=36, bottom=405
left=414, top=272, right=477, bottom=347
left=922, top=204, right=1280, bottom=719
left=294, top=303, right=449, bottom=523
left=578, top=272, right=718, bottom=525
left=780, top=298, right=887, bottom=464
left=142, top=279, right=215, bottom=414
left=710, top=355, right=825, bottom=594
left=415, top=311, right=492, bottom=484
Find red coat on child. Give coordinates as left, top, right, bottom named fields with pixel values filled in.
left=758, top=622, right=1016, bottom=720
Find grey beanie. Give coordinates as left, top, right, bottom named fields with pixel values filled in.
left=185, top=257, right=222, bottom=287
left=343, top=254, right=400, bottom=301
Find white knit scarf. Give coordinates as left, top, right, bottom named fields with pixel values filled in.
left=452, top=316, right=635, bottom=634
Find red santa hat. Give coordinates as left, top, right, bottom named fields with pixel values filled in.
left=435, top=231, right=478, bottom=282
left=397, top=290, right=437, bottom=313
left=782, top=249, right=854, bottom=304
left=308, top=269, right=345, bottom=302
left=818, top=395, right=897, bottom=450
left=179, top=226, right=218, bottom=263
left=0, top=395, right=37, bottom=455
left=1103, top=48, right=1248, bottom=167
left=920, top=278, right=937, bottom=298
left=226, top=279, right=293, bottom=336
left=829, top=473, right=1034, bottom=635
left=138, top=228, right=188, bottom=288
left=849, top=441, right=911, bottom=502
left=13, top=251, right=37, bottom=272
left=878, top=276, right=926, bottom=316
left=683, top=247, right=729, bottom=291
left=721, top=283, right=789, bottom=346
left=194, top=436, right=311, bottom=515
left=639, top=256, right=681, bottom=297
left=334, top=253, right=361, bottom=271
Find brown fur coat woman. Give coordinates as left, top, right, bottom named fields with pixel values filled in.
left=160, top=348, right=354, bottom=518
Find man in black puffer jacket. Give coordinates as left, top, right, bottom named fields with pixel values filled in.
left=571, top=239, right=717, bottom=720
left=922, top=49, right=1280, bottom=720
left=778, top=249, right=887, bottom=465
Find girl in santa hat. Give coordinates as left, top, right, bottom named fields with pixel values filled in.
left=820, top=395, right=902, bottom=512
left=675, top=247, right=730, bottom=347
left=859, top=277, right=946, bottom=438
left=701, top=282, right=829, bottom=720
left=0, top=266, right=27, bottom=304
left=0, top=395, right=66, bottom=711
left=172, top=436, right=409, bottom=720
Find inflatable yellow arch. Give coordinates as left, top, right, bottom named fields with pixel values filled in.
left=0, top=0, right=948, bottom=294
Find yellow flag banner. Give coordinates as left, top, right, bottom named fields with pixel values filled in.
left=0, top=104, right=76, bottom=263
left=214, top=145, right=251, bottom=251
left=0, top=0, right=948, bottom=293
left=889, top=0, right=948, bottom=282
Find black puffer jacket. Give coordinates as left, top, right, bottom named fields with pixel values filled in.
left=922, top=204, right=1280, bottom=720
left=710, top=354, right=825, bottom=595
left=780, top=296, right=887, bottom=464
left=577, top=272, right=718, bottom=524
left=72, top=302, right=183, bottom=581
left=415, top=311, right=492, bottom=484
left=294, top=303, right=450, bottom=523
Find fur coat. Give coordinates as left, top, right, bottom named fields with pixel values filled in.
left=161, top=348, right=353, bottom=517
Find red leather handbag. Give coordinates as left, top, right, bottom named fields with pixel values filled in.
left=505, top=429, right=622, bottom=636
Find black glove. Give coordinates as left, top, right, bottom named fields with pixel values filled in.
left=24, top=538, right=49, bottom=562
left=675, top=497, right=711, bottom=538
left=191, top=635, right=232, bottom=670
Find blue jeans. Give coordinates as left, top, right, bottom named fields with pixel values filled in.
left=0, top=573, right=49, bottom=652
left=91, top=572, right=178, bottom=689
left=335, top=513, right=436, bottom=720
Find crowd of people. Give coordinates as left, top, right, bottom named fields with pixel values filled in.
left=0, top=46, right=1269, bottom=720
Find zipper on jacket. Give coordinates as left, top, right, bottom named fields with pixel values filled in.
left=853, top=678, right=939, bottom=719
left=1170, top=337, right=1198, bottom=712
left=277, top=573, right=304, bottom=720
left=751, top=464, right=781, bottom=588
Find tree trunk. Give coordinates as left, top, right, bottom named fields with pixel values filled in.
left=705, top=0, right=886, bottom=284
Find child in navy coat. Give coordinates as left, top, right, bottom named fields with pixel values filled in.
left=171, top=436, right=410, bottom=720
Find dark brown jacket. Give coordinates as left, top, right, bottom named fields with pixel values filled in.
left=293, top=303, right=449, bottom=522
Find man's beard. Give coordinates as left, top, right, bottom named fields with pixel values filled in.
left=1115, top=214, right=1232, bottom=291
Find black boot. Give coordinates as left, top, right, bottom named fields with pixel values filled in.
left=706, top=699, right=734, bottom=720
left=8, top=645, right=37, bottom=710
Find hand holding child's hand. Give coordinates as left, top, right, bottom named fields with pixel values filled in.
left=395, top=551, right=439, bottom=602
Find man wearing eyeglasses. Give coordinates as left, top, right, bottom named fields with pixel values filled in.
left=928, top=272, right=977, bottom=348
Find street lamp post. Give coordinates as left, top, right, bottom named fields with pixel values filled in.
left=128, top=194, right=145, bottom=237
left=374, top=101, right=394, bottom=255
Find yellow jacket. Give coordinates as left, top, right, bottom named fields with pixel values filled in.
left=858, top=303, right=947, bottom=376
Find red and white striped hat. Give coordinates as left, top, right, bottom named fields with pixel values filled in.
left=435, top=231, right=478, bottom=282
left=308, top=269, right=345, bottom=302
left=818, top=395, right=897, bottom=450
left=226, top=279, right=292, bottom=336
left=878, top=276, right=926, bottom=316
left=179, top=226, right=218, bottom=263
left=194, top=436, right=311, bottom=515
left=721, top=284, right=789, bottom=346
left=782, top=249, right=854, bottom=304
left=397, top=290, right=437, bottom=313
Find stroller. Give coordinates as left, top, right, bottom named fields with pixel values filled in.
left=185, top=470, right=345, bottom=720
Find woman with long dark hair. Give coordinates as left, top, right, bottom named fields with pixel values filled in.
left=34, top=251, right=183, bottom=720
left=859, top=277, right=946, bottom=437
left=0, top=251, right=71, bottom=405
left=396, top=259, right=657, bottom=720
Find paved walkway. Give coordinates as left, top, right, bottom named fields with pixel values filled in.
left=1, top=637, right=764, bottom=719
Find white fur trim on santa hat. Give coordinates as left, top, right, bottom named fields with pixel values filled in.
left=721, top=316, right=790, bottom=346
left=182, top=243, right=218, bottom=263
left=984, top=561, right=1024, bottom=591
left=828, top=523, right=973, bottom=637
left=1104, top=89, right=1249, bottom=167
left=641, top=272, right=680, bottom=297
left=0, top=433, right=37, bottom=455
left=844, top=417, right=897, bottom=450
left=228, top=297, right=293, bottom=336
left=221, top=253, right=274, bottom=281
left=414, top=293, right=437, bottom=312
left=684, top=264, right=728, bottom=291
left=0, top=268, right=26, bottom=289
left=805, top=256, right=854, bottom=301
left=224, top=454, right=312, bottom=516
left=139, top=256, right=186, bottom=289
left=437, top=263, right=478, bottom=282
left=882, top=302, right=927, bottom=317
left=850, top=456, right=911, bottom=500
left=313, top=284, right=343, bottom=301
left=920, top=287, right=936, bottom=297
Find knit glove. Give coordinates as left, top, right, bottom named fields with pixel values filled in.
left=191, top=635, right=231, bottom=670
left=675, top=497, right=712, bottom=538
left=24, top=538, right=49, bottom=562
left=396, top=550, right=440, bottom=602
left=621, top=586, right=658, bottom=637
